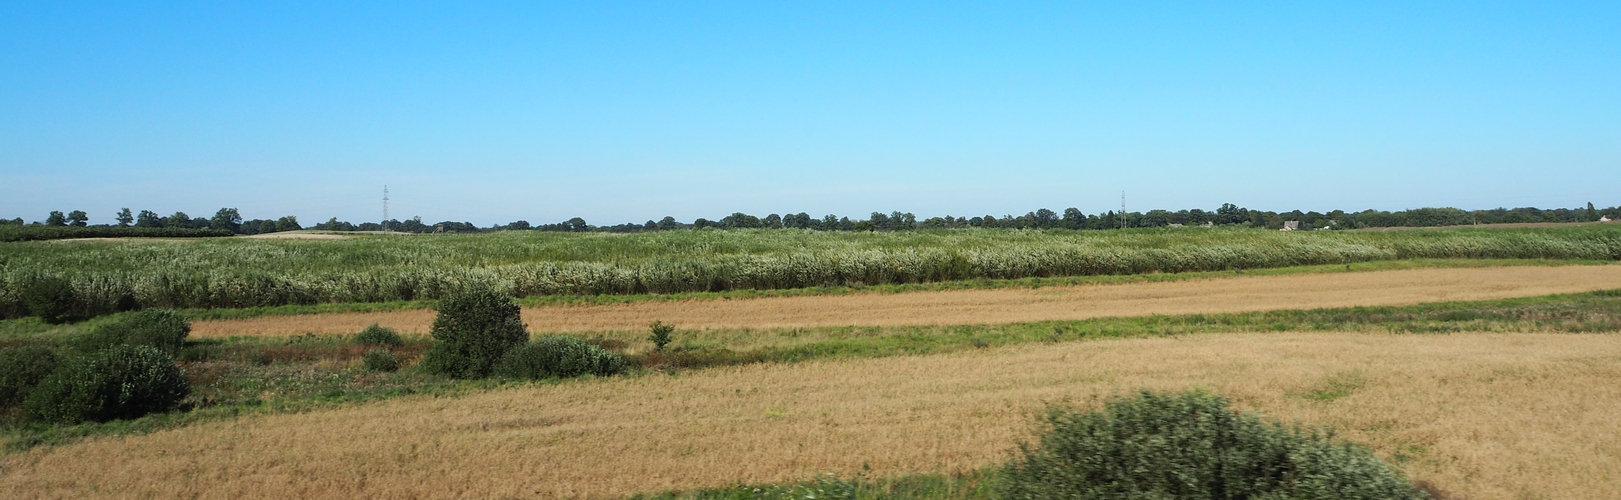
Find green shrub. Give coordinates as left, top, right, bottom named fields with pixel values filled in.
left=649, top=320, right=675, bottom=351
left=75, top=309, right=190, bottom=354
left=0, top=346, right=59, bottom=407
left=22, top=277, right=78, bottom=324
left=495, top=336, right=626, bottom=380
left=362, top=349, right=399, bottom=372
left=24, top=345, right=190, bottom=424
left=354, top=324, right=404, bottom=347
left=420, top=287, right=528, bottom=379
left=1000, top=390, right=1428, bottom=500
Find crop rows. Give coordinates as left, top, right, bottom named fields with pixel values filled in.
left=2, top=226, right=1618, bottom=314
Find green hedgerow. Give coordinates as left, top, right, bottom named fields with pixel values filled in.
left=420, top=287, right=528, bottom=379
left=0, top=345, right=60, bottom=407
left=1000, top=390, right=1428, bottom=500
left=362, top=349, right=399, bottom=372
left=22, top=276, right=79, bottom=324
left=494, top=336, right=626, bottom=380
left=354, top=324, right=405, bottom=347
left=24, top=345, right=190, bottom=424
left=74, top=309, right=190, bottom=355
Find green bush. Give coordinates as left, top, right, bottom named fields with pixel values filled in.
left=0, top=346, right=59, bottom=407
left=649, top=320, right=675, bottom=351
left=354, top=324, right=404, bottom=347
left=362, top=349, right=399, bottom=372
left=75, top=309, right=190, bottom=354
left=420, top=287, right=528, bottom=379
left=495, top=336, right=626, bottom=380
left=1000, top=390, right=1428, bottom=500
left=24, top=345, right=190, bottom=424
left=22, top=277, right=78, bottom=324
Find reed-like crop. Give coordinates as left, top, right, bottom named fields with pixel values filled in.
left=2, top=226, right=1617, bottom=314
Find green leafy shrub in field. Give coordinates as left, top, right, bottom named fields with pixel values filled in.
left=495, top=336, right=626, bottom=380
left=0, top=346, right=59, bottom=407
left=362, top=349, right=399, bottom=372
left=24, top=345, right=190, bottom=424
left=1000, top=390, right=1428, bottom=500
left=420, top=287, right=528, bottom=379
left=648, top=320, right=675, bottom=351
left=74, top=309, right=190, bottom=354
left=354, top=324, right=404, bottom=347
left=22, top=276, right=79, bottom=324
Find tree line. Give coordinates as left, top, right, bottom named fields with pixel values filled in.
left=6, top=203, right=1617, bottom=237
left=0, top=208, right=301, bottom=235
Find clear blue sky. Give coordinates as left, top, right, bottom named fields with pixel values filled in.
left=3, top=1, right=1617, bottom=226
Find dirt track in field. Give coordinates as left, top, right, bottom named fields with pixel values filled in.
left=190, top=265, right=1621, bottom=338
left=7, top=332, right=1620, bottom=499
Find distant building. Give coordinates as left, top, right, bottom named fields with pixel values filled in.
left=1603, top=216, right=1613, bottom=223
left=1168, top=223, right=1183, bottom=228
left=1281, top=221, right=1300, bottom=231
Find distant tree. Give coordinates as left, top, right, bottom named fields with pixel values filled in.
left=164, top=212, right=191, bottom=229
left=869, top=212, right=891, bottom=230
left=505, top=220, right=531, bottom=230
left=210, top=208, right=242, bottom=233
left=135, top=210, right=162, bottom=228
left=657, top=216, right=679, bottom=230
left=565, top=217, right=588, bottom=232
left=1589, top=202, right=1598, bottom=221
left=66, top=210, right=89, bottom=227
left=693, top=218, right=713, bottom=229
left=115, top=208, right=134, bottom=227
left=762, top=213, right=783, bottom=229
left=276, top=216, right=301, bottom=231
left=821, top=214, right=839, bottom=230
left=1034, top=208, right=1058, bottom=229
left=45, top=211, right=67, bottom=226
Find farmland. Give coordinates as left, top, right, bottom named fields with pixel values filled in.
left=4, top=225, right=1621, bottom=499
left=3, top=225, right=1620, bottom=316
left=185, top=264, right=1621, bottom=338
left=5, top=332, right=1621, bottom=499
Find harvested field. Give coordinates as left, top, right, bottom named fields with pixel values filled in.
left=192, top=265, right=1621, bottom=338
left=4, top=332, right=1619, bottom=499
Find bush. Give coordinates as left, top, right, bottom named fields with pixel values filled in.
left=495, top=336, right=626, bottom=380
left=75, top=309, right=190, bottom=355
left=362, top=349, right=399, bottom=372
left=420, top=287, right=528, bottom=379
left=648, top=320, right=674, bottom=351
left=1000, top=390, right=1428, bottom=500
left=0, top=346, right=59, bottom=407
left=24, top=345, right=190, bottom=424
left=354, top=324, right=404, bottom=347
left=22, top=277, right=78, bottom=324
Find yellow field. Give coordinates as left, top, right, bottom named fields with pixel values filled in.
left=5, top=331, right=1619, bottom=499
left=191, top=264, right=1621, bottom=338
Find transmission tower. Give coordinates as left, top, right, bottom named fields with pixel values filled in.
left=1120, top=191, right=1126, bottom=229
left=383, top=185, right=390, bottom=231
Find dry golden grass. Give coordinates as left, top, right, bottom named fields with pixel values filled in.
left=192, top=265, right=1621, bottom=338
left=5, top=332, right=1621, bottom=499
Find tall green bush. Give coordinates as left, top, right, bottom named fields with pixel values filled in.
left=0, top=346, right=59, bottom=407
left=420, top=287, right=528, bottom=378
left=24, top=345, right=190, bottom=424
left=494, top=336, right=626, bottom=380
left=22, top=276, right=78, bottom=324
left=1000, top=390, right=1427, bottom=500
left=354, top=324, right=404, bottom=347
left=75, top=309, right=190, bottom=354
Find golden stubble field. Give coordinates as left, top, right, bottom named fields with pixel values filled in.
left=4, top=332, right=1619, bottom=499
left=192, top=264, right=1621, bottom=338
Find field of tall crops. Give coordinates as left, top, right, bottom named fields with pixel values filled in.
left=2, top=226, right=1618, bottom=314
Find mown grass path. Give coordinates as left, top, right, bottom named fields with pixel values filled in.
left=190, top=264, right=1621, bottom=338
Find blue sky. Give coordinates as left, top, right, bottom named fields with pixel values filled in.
left=2, top=1, right=1617, bottom=225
